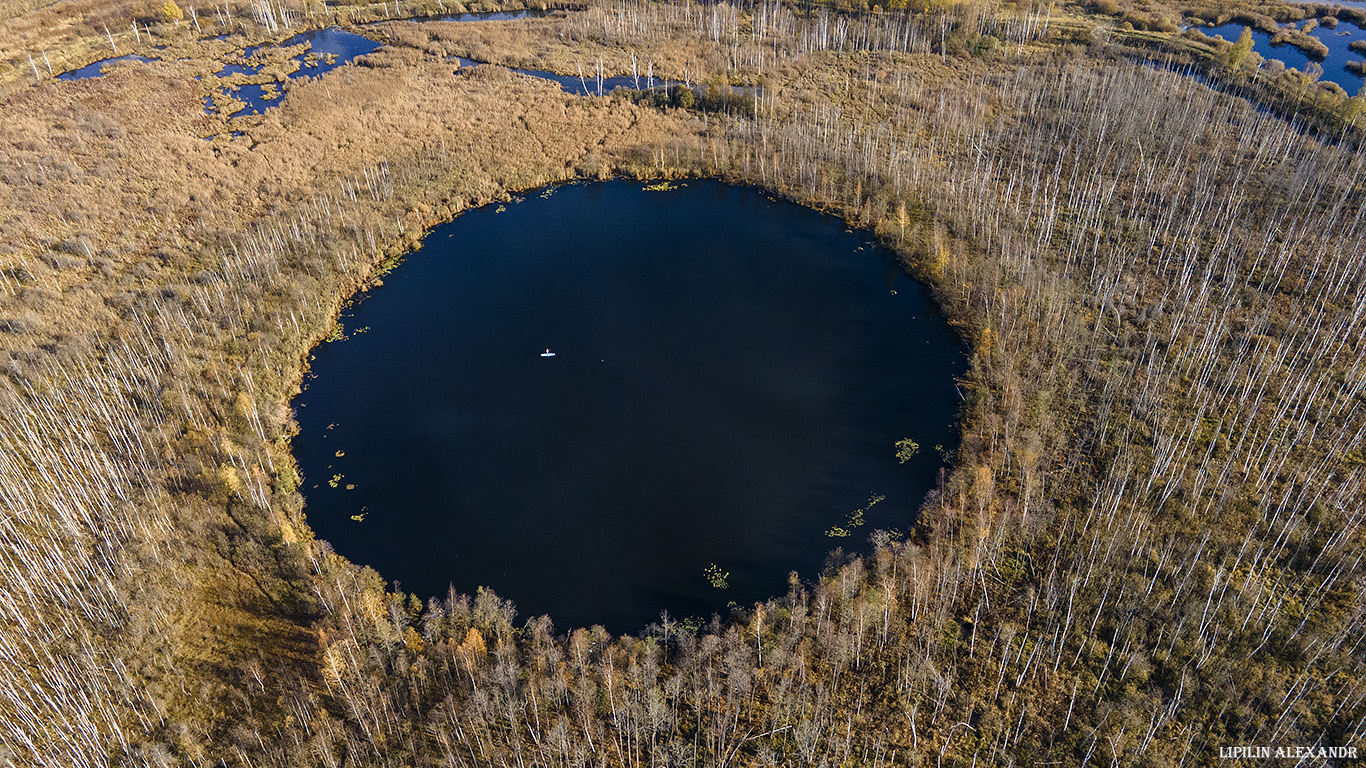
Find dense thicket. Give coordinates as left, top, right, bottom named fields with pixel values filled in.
left=1, top=1, right=1364, bottom=765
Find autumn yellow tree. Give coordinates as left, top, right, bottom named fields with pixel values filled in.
left=1347, top=85, right=1366, bottom=126
left=159, top=0, right=183, bottom=23
left=1227, top=27, right=1253, bottom=69
left=456, top=627, right=486, bottom=689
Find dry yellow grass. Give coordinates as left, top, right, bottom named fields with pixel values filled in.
left=3, top=2, right=1364, bottom=764
left=0, top=0, right=578, bottom=93
left=0, top=33, right=690, bottom=345
left=0, top=16, right=705, bottom=757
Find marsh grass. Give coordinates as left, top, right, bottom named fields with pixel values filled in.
left=3, top=0, right=1366, bottom=765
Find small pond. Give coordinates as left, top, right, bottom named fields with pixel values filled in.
left=206, top=27, right=380, bottom=115
left=422, top=9, right=550, bottom=21
left=1289, top=0, right=1366, bottom=8
left=456, top=56, right=653, bottom=94
left=455, top=57, right=758, bottom=99
left=1201, top=20, right=1366, bottom=93
left=57, top=54, right=156, bottom=81
left=294, top=181, right=965, bottom=632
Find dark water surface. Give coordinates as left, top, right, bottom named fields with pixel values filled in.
left=454, top=57, right=758, bottom=99
left=206, top=27, right=380, bottom=115
left=58, top=54, right=156, bottom=81
left=295, top=181, right=964, bottom=632
left=427, top=10, right=550, bottom=21
left=281, top=26, right=382, bottom=76
left=456, top=56, right=651, bottom=95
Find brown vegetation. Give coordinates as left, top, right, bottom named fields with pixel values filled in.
left=1, top=0, right=1364, bottom=766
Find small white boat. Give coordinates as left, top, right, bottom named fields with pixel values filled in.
left=540, top=348, right=556, bottom=357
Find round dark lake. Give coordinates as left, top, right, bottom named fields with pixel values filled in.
left=294, top=180, right=964, bottom=632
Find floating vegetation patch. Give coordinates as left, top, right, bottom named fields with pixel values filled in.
left=827, top=494, right=884, bottom=538
left=704, top=564, right=730, bottom=590
left=895, top=438, right=920, bottom=463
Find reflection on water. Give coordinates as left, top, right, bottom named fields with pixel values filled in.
left=455, top=56, right=760, bottom=99
left=424, top=9, right=549, bottom=21
left=457, top=56, right=653, bottom=94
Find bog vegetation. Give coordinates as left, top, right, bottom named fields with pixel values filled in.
left=1, top=0, right=1364, bottom=764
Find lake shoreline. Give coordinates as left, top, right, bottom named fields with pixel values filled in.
left=3, top=0, right=1363, bottom=763
left=292, top=178, right=966, bottom=632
